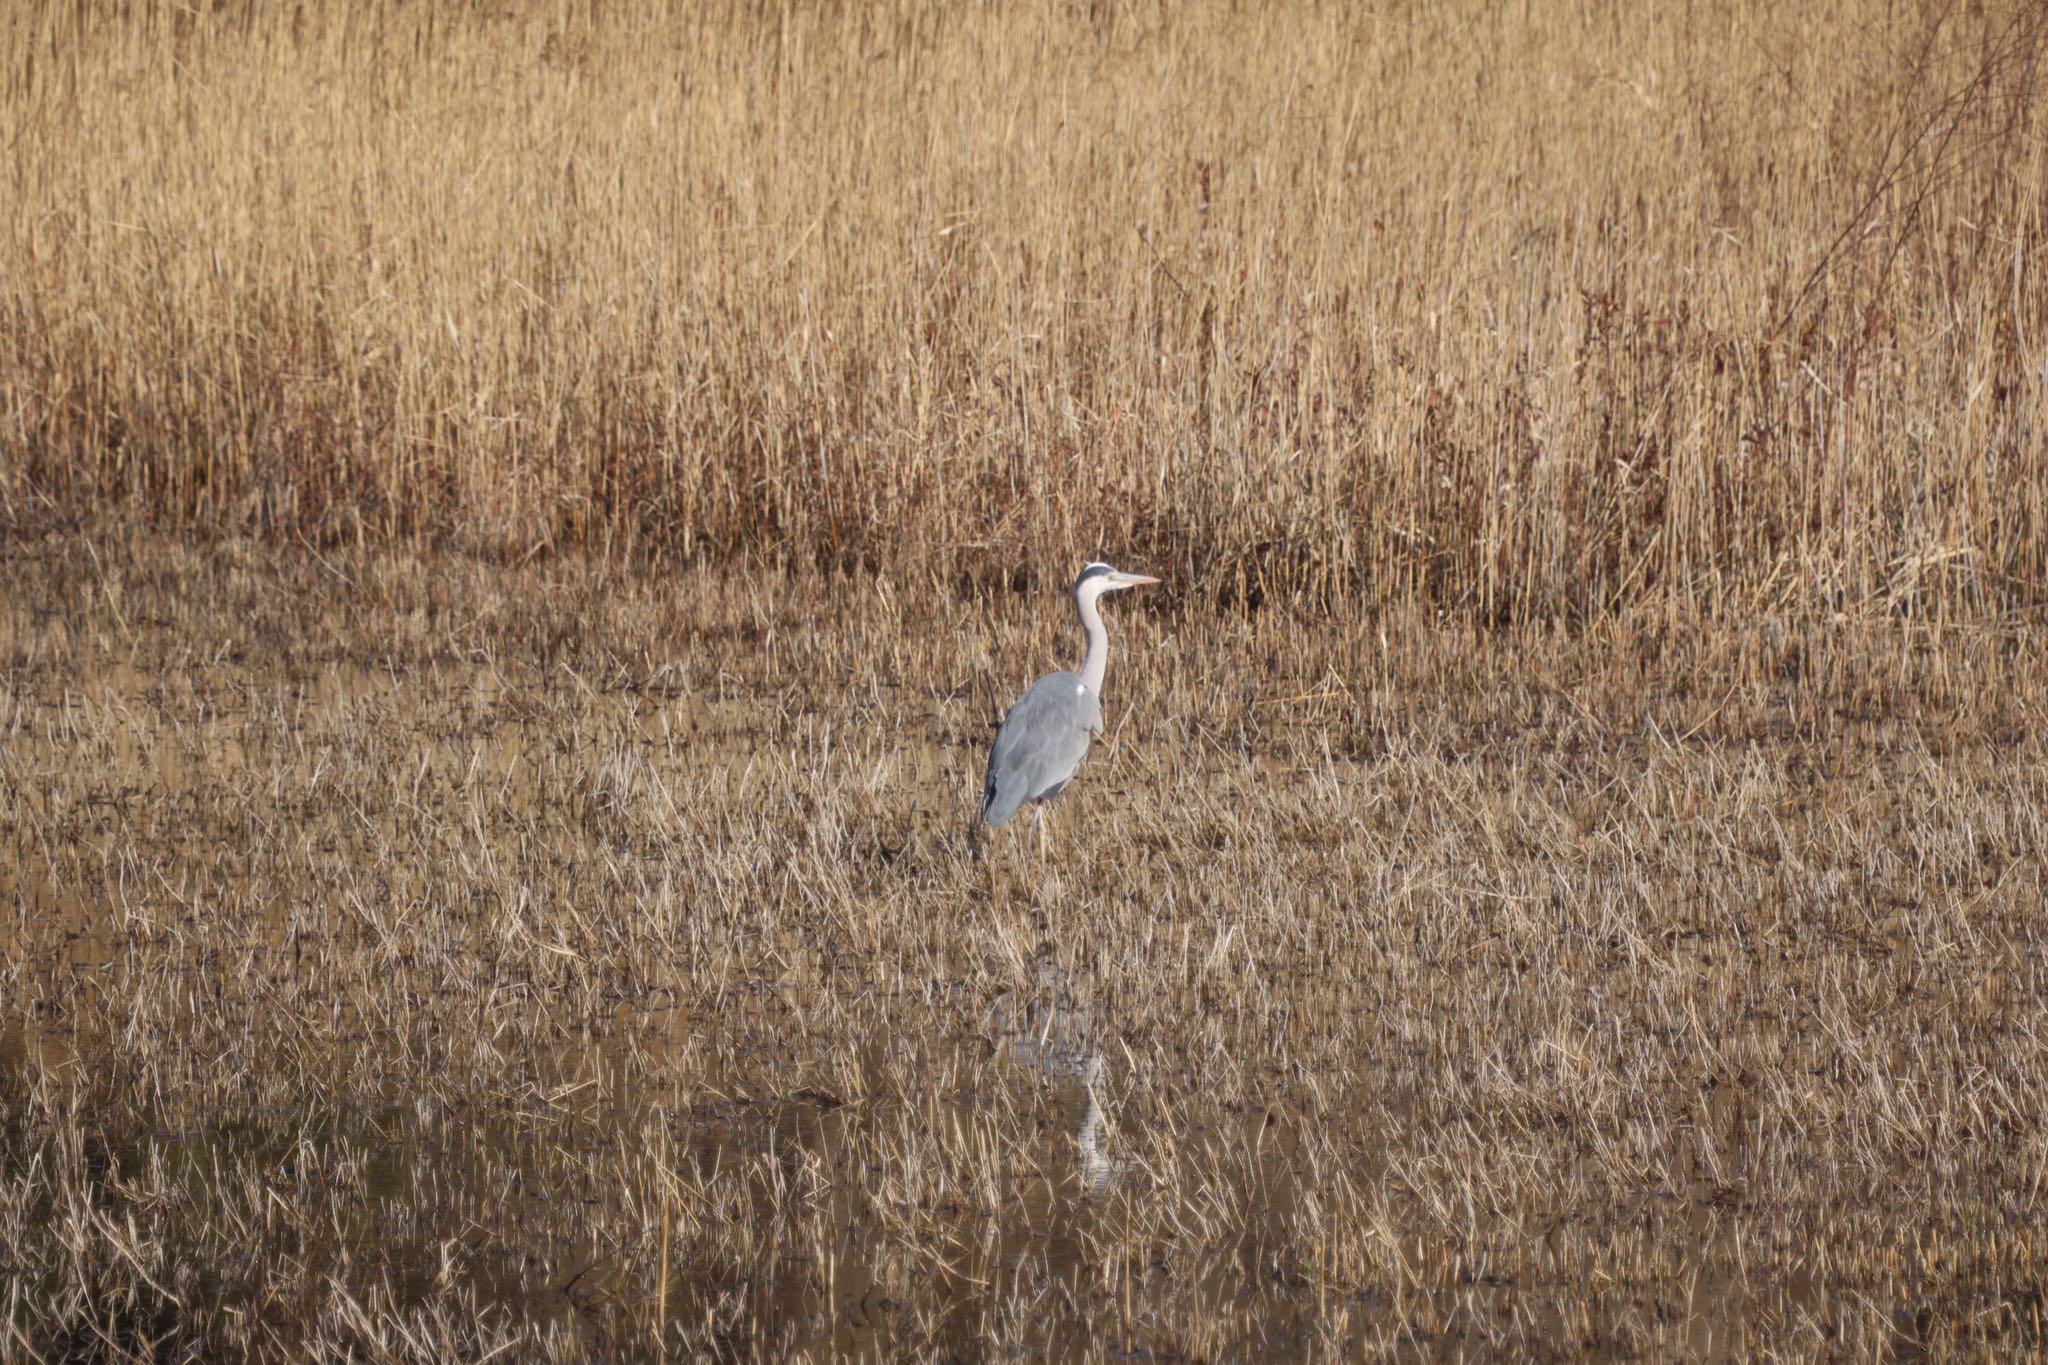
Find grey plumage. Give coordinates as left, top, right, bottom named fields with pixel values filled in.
left=981, top=562, right=1159, bottom=830
left=981, top=673, right=1100, bottom=827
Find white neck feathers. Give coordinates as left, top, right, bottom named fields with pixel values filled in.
left=1075, top=581, right=1110, bottom=694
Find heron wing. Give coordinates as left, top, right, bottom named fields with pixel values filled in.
left=981, top=673, right=1101, bottom=827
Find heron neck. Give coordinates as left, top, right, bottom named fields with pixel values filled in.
left=1076, top=589, right=1109, bottom=694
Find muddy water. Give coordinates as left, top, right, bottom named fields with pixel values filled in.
left=0, top=654, right=1336, bottom=1357
left=5, top=632, right=2007, bottom=1357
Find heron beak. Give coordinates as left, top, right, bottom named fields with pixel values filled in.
left=1108, top=572, right=1160, bottom=589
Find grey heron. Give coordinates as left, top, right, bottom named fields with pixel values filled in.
left=981, top=563, right=1159, bottom=847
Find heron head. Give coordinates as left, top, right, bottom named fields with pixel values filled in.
left=1075, top=562, right=1161, bottom=596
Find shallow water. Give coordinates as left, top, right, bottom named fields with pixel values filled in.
left=4, top=565, right=2046, bottom=1358
left=0, top=651, right=1328, bottom=1355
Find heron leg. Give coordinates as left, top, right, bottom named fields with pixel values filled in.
left=1023, top=804, right=1055, bottom=883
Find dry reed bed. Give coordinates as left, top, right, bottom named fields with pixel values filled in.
left=1, top=535, right=2045, bottom=1358
left=3, top=2, right=2046, bottom=618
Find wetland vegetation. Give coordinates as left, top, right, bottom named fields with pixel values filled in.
left=4, top=1, right=2048, bottom=1359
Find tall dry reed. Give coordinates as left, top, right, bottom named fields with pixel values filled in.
left=1, top=1, right=2044, bottom=619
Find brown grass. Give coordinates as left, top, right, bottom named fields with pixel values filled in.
left=3, top=533, right=2048, bottom=1358
left=6, top=2, right=2048, bottom=1359
left=3, top=1, right=2046, bottom=617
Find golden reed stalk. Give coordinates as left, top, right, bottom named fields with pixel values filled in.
left=2, top=1, right=2043, bottom=620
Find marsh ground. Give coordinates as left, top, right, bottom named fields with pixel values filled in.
left=6, top=1, right=2048, bottom=1357
left=3, top=537, right=2046, bottom=1359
